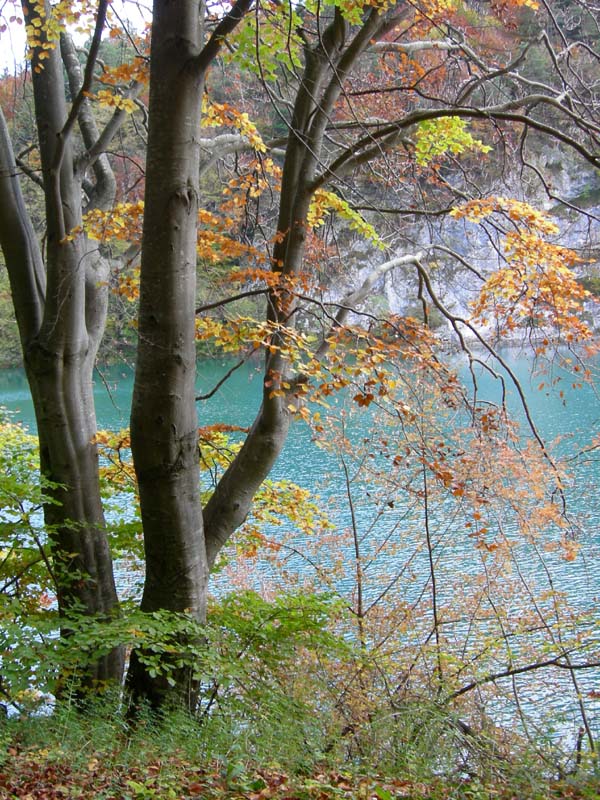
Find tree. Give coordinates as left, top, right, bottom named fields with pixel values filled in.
left=126, top=0, right=253, bottom=708
left=129, top=0, right=600, bottom=707
left=0, top=0, right=599, bottom=712
left=0, top=0, right=126, bottom=688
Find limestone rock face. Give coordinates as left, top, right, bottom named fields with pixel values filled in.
left=323, top=157, right=600, bottom=338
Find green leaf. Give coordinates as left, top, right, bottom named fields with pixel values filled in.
left=415, top=117, right=493, bottom=165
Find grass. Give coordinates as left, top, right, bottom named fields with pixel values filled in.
left=1, top=700, right=599, bottom=800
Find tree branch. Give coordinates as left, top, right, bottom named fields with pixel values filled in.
left=445, top=654, right=600, bottom=703
left=313, top=99, right=600, bottom=189
left=370, top=38, right=458, bottom=54
left=314, top=252, right=425, bottom=359
left=15, top=157, right=44, bottom=189
left=52, top=0, right=110, bottom=183
left=0, top=103, right=46, bottom=344
left=196, top=0, right=255, bottom=71
left=196, top=288, right=269, bottom=314
left=60, top=33, right=117, bottom=212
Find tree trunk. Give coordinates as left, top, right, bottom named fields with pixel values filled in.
left=27, top=333, right=124, bottom=688
left=0, top=2, right=123, bottom=691
left=126, top=2, right=367, bottom=708
left=127, top=0, right=208, bottom=710
left=127, top=0, right=255, bottom=710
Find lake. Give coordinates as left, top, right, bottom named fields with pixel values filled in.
left=1, top=352, right=600, bottom=741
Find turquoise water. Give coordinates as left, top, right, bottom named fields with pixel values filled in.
left=0, top=358, right=338, bottom=491
left=3, top=351, right=599, bottom=613
left=2, top=354, right=599, bottom=562
left=3, top=353, right=598, bottom=480
left=2, top=354, right=600, bottom=570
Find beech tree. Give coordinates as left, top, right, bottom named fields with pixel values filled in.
left=0, top=0, right=599, bottom=711
left=0, top=0, right=125, bottom=688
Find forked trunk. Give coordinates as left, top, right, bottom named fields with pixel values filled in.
left=0, top=8, right=123, bottom=692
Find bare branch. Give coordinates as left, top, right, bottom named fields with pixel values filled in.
left=195, top=288, right=269, bottom=314
left=370, top=39, right=458, bottom=54
left=314, top=252, right=425, bottom=359
left=15, top=157, right=44, bottom=189
left=446, top=653, right=600, bottom=702
left=196, top=0, right=255, bottom=71
left=196, top=357, right=250, bottom=401
left=52, top=0, right=110, bottom=182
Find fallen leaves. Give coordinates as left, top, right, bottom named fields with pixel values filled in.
left=1, top=742, right=597, bottom=799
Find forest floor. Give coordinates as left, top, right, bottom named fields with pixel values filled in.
left=2, top=743, right=599, bottom=800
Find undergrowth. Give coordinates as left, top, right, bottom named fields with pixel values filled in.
left=1, top=698, right=599, bottom=800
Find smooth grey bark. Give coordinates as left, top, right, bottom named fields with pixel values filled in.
left=0, top=1, right=124, bottom=689
left=127, top=0, right=253, bottom=710
left=60, top=35, right=116, bottom=213
left=127, top=0, right=208, bottom=710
